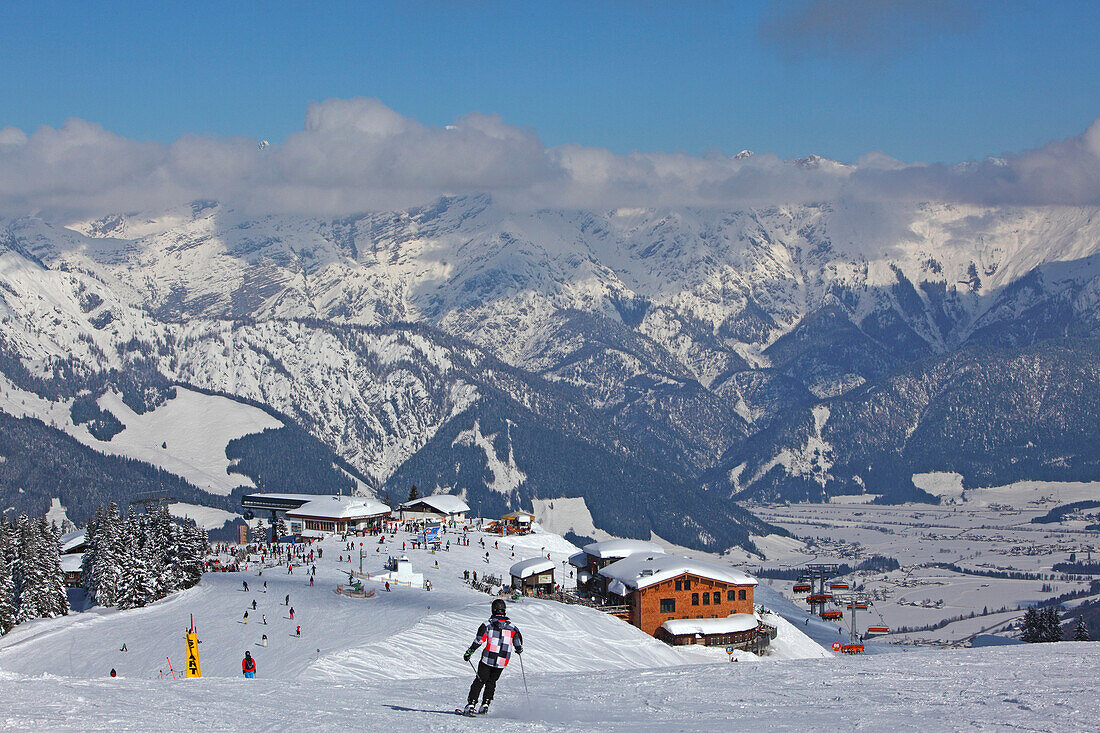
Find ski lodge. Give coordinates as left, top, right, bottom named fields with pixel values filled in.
left=284, top=496, right=391, bottom=536
left=500, top=511, right=534, bottom=534
left=509, top=557, right=556, bottom=595
left=568, top=539, right=769, bottom=650
left=397, top=494, right=470, bottom=524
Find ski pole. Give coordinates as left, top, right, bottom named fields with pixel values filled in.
left=468, top=658, right=485, bottom=684
left=518, top=651, right=530, bottom=702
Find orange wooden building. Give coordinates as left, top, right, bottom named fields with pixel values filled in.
left=597, top=554, right=758, bottom=637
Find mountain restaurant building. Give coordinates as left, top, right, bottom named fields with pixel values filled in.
left=285, top=496, right=391, bottom=536
left=597, top=554, right=758, bottom=637
left=568, top=539, right=667, bottom=596
left=509, top=557, right=556, bottom=595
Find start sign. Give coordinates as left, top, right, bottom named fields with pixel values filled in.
left=832, top=642, right=842, bottom=652
left=185, top=631, right=202, bottom=678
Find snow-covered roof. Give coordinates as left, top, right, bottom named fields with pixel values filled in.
left=608, top=579, right=628, bottom=596
left=60, top=554, right=84, bottom=573
left=286, top=496, right=390, bottom=520
left=660, top=614, right=759, bottom=637
left=502, top=511, right=534, bottom=521
left=400, top=494, right=470, bottom=514
left=510, top=558, right=555, bottom=579
left=60, top=529, right=86, bottom=554
left=598, top=554, right=758, bottom=591
left=582, top=539, right=667, bottom=560
left=567, top=551, right=588, bottom=568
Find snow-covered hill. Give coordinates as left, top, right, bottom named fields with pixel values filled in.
left=0, top=523, right=1095, bottom=731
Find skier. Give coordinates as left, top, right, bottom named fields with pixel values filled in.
left=262, top=614, right=267, bottom=625
left=243, top=611, right=249, bottom=624
left=309, top=575, right=314, bottom=587
left=243, top=581, right=249, bottom=592
left=296, top=625, right=301, bottom=638
left=252, top=599, right=257, bottom=610
left=263, top=581, right=267, bottom=592
left=242, top=651, right=256, bottom=678
left=285, top=594, right=290, bottom=606
left=290, top=607, right=295, bottom=620
left=461, top=599, right=523, bottom=716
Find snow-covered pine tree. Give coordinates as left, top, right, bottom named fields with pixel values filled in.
left=178, top=520, right=207, bottom=590
left=15, top=514, right=44, bottom=624
left=116, top=510, right=158, bottom=609
left=93, top=503, right=125, bottom=608
left=81, top=505, right=103, bottom=600
left=40, top=519, right=69, bottom=618
left=1019, top=607, right=1040, bottom=642
left=1074, top=618, right=1090, bottom=641
left=275, top=516, right=288, bottom=539
left=0, top=516, right=16, bottom=634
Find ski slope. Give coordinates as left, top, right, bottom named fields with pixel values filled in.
left=0, top=523, right=1096, bottom=730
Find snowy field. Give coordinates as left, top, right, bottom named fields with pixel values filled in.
left=750, top=482, right=1100, bottom=643
left=0, top=522, right=1096, bottom=729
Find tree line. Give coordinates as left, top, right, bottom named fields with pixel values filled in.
left=0, top=514, right=70, bottom=635
left=81, top=504, right=207, bottom=610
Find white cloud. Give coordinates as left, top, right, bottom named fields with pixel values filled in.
left=0, top=98, right=1098, bottom=219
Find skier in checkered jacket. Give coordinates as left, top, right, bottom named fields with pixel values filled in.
left=462, top=599, right=523, bottom=715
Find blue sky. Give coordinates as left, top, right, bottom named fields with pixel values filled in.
left=2, top=1, right=1098, bottom=164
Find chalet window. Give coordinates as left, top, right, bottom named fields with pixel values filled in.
left=660, top=598, right=675, bottom=613
left=713, top=592, right=721, bottom=604
left=727, top=589, right=736, bottom=601
left=675, top=579, right=682, bottom=591
left=683, top=579, right=691, bottom=591
left=738, top=589, right=747, bottom=601
left=691, top=593, right=699, bottom=606
left=702, top=593, right=710, bottom=605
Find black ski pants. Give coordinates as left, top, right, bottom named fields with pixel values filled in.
left=467, top=662, right=503, bottom=704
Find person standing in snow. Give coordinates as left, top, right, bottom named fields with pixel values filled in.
left=243, top=581, right=249, bottom=592
left=243, top=610, right=249, bottom=624
left=462, top=599, right=523, bottom=715
left=285, top=594, right=290, bottom=606
left=242, top=651, right=256, bottom=678
left=290, top=607, right=295, bottom=620
left=252, top=599, right=257, bottom=610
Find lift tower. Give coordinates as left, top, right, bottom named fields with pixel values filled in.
left=798, top=563, right=840, bottom=617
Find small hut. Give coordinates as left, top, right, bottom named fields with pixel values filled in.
left=500, top=510, right=534, bottom=535
left=509, top=557, right=556, bottom=595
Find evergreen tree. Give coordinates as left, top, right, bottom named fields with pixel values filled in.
left=1074, top=618, right=1090, bottom=641
left=407, top=484, right=421, bottom=502
left=116, top=510, right=156, bottom=610
left=92, top=504, right=123, bottom=608
left=1038, top=607, right=1061, bottom=642
left=15, top=514, right=45, bottom=624
left=275, top=516, right=288, bottom=539
left=1020, top=607, right=1041, bottom=643
left=40, top=519, right=68, bottom=618
left=0, top=516, right=16, bottom=634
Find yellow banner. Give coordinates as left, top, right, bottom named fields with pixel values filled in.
left=185, top=632, right=202, bottom=678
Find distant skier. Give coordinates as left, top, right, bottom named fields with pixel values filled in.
left=242, top=651, right=256, bottom=678
left=243, top=611, right=249, bottom=624
left=296, top=625, right=301, bottom=637
left=263, top=581, right=267, bottom=592
left=243, top=581, right=249, bottom=592
left=252, top=599, right=257, bottom=610
left=262, top=614, right=267, bottom=625
left=285, top=594, right=290, bottom=606
left=110, top=668, right=116, bottom=678
left=290, top=607, right=295, bottom=620
left=309, top=576, right=314, bottom=587
left=461, top=599, right=523, bottom=716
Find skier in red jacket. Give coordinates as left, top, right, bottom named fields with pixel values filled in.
left=242, top=651, right=256, bottom=678
left=461, top=599, right=523, bottom=716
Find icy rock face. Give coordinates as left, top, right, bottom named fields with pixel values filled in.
left=2, top=198, right=1100, bottom=538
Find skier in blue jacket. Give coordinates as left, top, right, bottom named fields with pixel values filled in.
left=462, top=599, right=522, bottom=715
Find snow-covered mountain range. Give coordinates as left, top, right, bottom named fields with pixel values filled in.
left=2, top=197, right=1099, bottom=549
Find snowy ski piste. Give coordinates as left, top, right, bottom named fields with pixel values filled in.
left=0, top=523, right=1097, bottom=731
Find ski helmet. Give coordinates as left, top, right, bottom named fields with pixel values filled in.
left=491, top=599, right=507, bottom=616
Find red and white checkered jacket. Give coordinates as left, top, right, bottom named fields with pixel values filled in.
left=469, top=614, right=523, bottom=668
